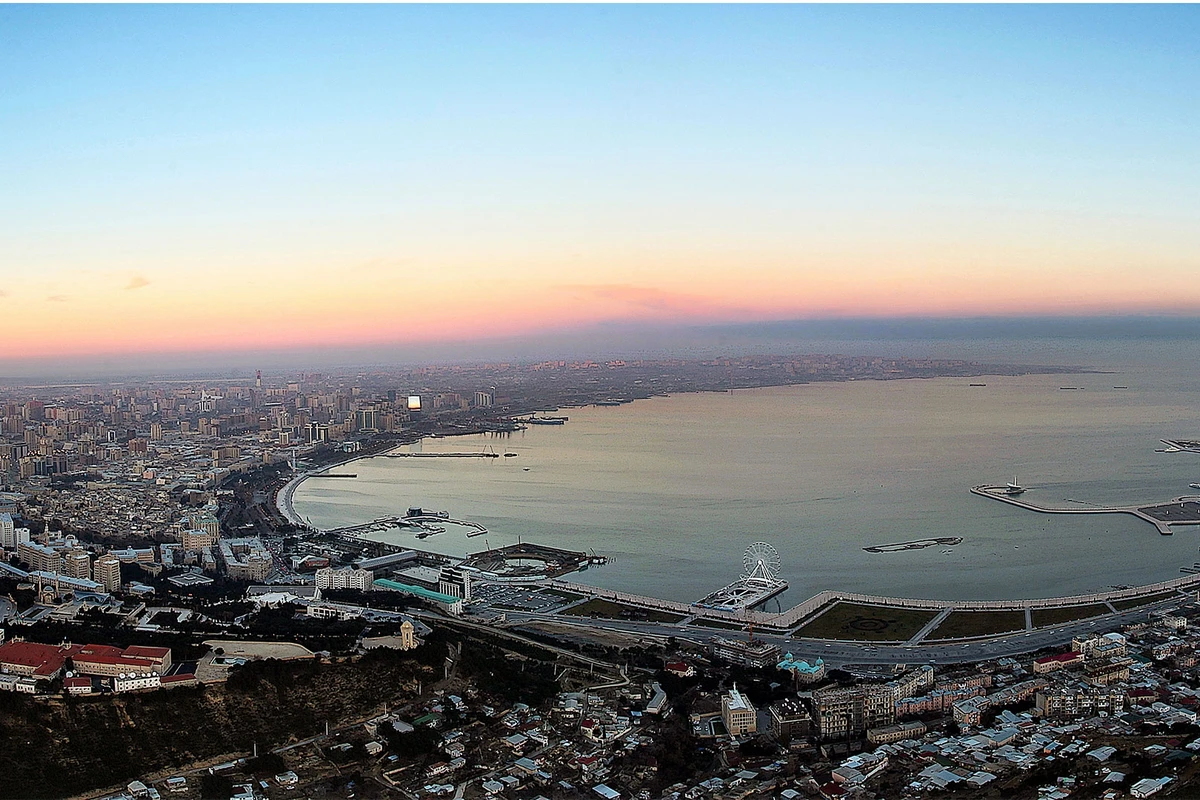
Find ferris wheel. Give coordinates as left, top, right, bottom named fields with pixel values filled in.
left=742, top=542, right=782, bottom=584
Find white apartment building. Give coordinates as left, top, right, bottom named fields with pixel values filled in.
left=113, top=672, right=162, bottom=693
left=314, top=567, right=374, bottom=591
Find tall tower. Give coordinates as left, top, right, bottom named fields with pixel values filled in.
left=256, top=369, right=262, bottom=390
left=94, top=553, right=122, bottom=593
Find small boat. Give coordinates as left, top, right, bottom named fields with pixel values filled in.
left=1004, top=477, right=1026, bottom=495
left=1190, top=483, right=1200, bottom=490
left=503, top=453, right=518, bottom=457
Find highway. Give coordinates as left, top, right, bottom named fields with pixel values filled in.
left=486, top=595, right=1187, bottom=668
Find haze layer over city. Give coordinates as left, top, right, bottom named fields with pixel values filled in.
left=3, top=6, right=1200, bottom=800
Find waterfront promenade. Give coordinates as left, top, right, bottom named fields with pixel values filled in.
left=551, top=572, right=1200, bottom=635
left=281, top=464, right=1200, bottom=642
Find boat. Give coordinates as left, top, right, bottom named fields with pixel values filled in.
left=528, top=417, right=565, bottom=425
left=503, top=452, right=518, bottom=457
left=1191, top=483, right=1200, bottom=490
left=1003, top=477, right=1026, bottom=495
left=969, top=383, right=986, bottom=387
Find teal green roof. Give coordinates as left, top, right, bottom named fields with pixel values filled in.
left=374, top=578, right=460, bottom=605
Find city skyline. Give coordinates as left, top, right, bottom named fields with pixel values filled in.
left=3, top=5, right=1200, bottom=368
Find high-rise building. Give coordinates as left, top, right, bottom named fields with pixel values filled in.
left=17, top=541, right=62, bottom=573
left=0, top=513, right=13, bottom=549
left=63, top=549, right=92, bottom=579
left=721, top=685, right=757, bottom=736
left=812, top=685, right=897, bottom=741
left=438, top=564, right=472, bottom=601
left=94, top=553, right=122, bottom=593
left=191, top=513, right=220, bottom=539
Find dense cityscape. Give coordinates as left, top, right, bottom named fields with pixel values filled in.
left=6, top=4, right=1200, bottom=799
left=1, top=355, right=1199, bottom=799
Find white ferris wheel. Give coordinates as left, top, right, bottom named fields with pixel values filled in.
left=742, top=542, right=782, bottom=584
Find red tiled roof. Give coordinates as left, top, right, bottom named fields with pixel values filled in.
left=72, top=654, right=160, bottom=668
left=0, top=641, right=171, bottom=678
left=123, top=645, right=170, bottom=659
left=0, top=641, right=68, bottom=677
left=161, top=674, right=195, bottom=683
left=1035, top=652, right=1081, bottom=664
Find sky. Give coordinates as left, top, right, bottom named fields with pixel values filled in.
left=2, top=5, right=1200, bottom=369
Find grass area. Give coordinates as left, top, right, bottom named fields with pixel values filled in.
left=1111, top=591, right=1179, bottom=611
left=793, top=602, right=940, bottom=642
left=1031, top=604, right=1112, bottom=628
left=688, top=618, right=745, bottom=630
left=559, top=597, right=686, bottom=624
left=928, top=610, right=1027, bottom=640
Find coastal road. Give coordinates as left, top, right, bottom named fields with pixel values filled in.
left=490, top=596, right=1188, bottom=667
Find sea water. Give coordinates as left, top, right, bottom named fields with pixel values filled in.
left=291, top=341, right=1200, bottom=605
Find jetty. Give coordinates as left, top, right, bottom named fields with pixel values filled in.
left=327, top=514, right=488, bottom=538
left=864, top=537, right=963, bottom=553
left=972, top=485, right=1200, bottom=535
left=382, top=452, right=500, bottom=459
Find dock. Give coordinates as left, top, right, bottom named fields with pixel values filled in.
left=382, top=452, right=500, bottom=458
left=695, top=577, right=789, bottom=612
left=972, top=485, right=1200, bottom=535
left=864, top=536, right=963, bottom=553
left=327, top=514, right=488, bottom=539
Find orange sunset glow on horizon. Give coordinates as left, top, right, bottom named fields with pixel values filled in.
left=3, top=5, right=1200, bottom=365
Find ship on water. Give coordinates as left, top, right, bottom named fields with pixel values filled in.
left=1004, top=477, right=1026, bottom=495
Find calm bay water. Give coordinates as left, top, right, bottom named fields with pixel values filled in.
left=292, top=343, right=1200, bottom=605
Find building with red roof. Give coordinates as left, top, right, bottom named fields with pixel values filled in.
left=0, top=641, right=70, bottom=679
left=0, top=640, right=172, bottom=681
left=1032, top=652, right=1083, bottom=675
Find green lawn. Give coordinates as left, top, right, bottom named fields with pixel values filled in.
left=1031, top=604, right=1111, bottom=628
left=559, top=597, right=686, bottom=624
left=1111, top=591, right=1179, bottom=611
left=927, top=610, right=1026, bottom=640
left=793, top=602, right=940, bottom=642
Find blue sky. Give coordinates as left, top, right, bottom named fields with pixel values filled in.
left=2, top=5, right=1199, bottom=363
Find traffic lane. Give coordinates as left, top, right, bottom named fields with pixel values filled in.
left=494, top=602, right=1176, bottom=666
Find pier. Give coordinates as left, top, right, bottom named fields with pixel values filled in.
left=326, top=514, right=488, bottom=539
left=971, top=485, right=1200, bottom=535
left=382, top=452, right=500, bottom=459
left=864, top=536, right=963, bottom=553
left=694, top=542, right=789, bottom=612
